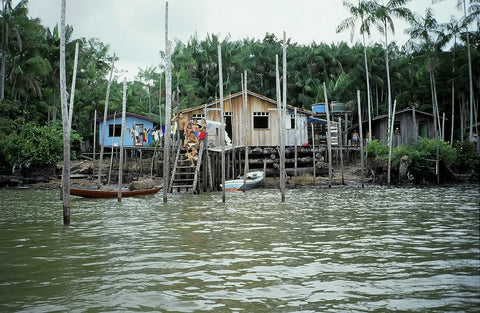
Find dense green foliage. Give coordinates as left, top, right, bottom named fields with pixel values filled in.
left=367, top=138, right=480, bottom=182
left=1, top=121, right=82, bottom=170
left=0, top=0, right=478, bottom=171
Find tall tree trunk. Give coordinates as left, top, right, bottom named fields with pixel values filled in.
left=59, top=0, right=70, bottom=225
left=462, top=1, right=474, bottom=146
left=1, top=0, right=6, bottom=100
left=362, top=33, right=372, bottom=141
left=384, top=21, right=392, bottom=144
left=450, top=81, right=455, bottom=146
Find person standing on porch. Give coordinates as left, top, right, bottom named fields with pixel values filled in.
left=352, top=130, right=359, bottom=147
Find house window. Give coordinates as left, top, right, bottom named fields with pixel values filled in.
left=224, top=112, right=233, bottom=139
left=133, top=124, right=144, bottom=146
left=394, top=121, right=401, bottom=135
left=109, top=124, right=122, bottom=137
left=289, top=115, right=296, bottom=129
left=193, top=113, right=205, bottom=120
left=253, top=112, right=269, bottom=129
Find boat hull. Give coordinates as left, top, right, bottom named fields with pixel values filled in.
left=70, top=187, right=162, bottom=198
left=223, top=171, right=264, bottom=191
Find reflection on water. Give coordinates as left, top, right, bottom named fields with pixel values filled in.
left=0, top=185, right=479, bottom=312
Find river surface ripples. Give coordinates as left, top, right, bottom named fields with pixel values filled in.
left=0, top=185, right=479, bottom=312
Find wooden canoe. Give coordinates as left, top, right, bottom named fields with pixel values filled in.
left=70, top=186, right=162, bottom=198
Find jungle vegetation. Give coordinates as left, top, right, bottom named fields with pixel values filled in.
left=0, top=0, right=478, bottom=174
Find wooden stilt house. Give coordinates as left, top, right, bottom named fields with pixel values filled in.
left=360, top=107, right=437, bottom=146
left=178, top=90, right=325, bottom=147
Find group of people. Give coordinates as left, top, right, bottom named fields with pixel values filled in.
left=172, top=113, right=207, bottom=167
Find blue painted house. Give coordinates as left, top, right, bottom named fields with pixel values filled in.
left=98, top=112, right=157, bottom=147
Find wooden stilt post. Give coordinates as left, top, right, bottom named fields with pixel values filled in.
left=357, top=90, right=365, bottom=188
left=294, top=107, right=298, bottom=187
left=276, top=55, right=285, bottom=201
left=324, top=82, right=333, bottom=187
left=450, top=82, right=454, bottom=146
left=118, top=79, right=127, bottom=201
left=242, top=72, right=249, bottom=192
left=280, top=32, right=287, bottom=202
left=98, top=54, right=116, bottom=187
left=339, top=117, right=344, bottom=185
left=59, top=0, right=71, bottom=224
left=218, top=44, right=226, bottom=203
left=387, top=99, right=397, bottom=186
left=93, top=110, right=97, bottom=163
left=311, top=123, right=316, bottom=184
left=163, top=1, right=172, bottom=202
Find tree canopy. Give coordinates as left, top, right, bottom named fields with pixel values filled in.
left=0, top=0, right=478, bottom=153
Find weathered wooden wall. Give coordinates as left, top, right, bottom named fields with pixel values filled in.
left=370, top=109, right=435, bottom=146
left=181, top=91, right=309, bottom=147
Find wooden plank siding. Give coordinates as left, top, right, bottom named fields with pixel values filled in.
left=365, top=108, right=436, bottom=146
left=178, top=90, right=316, bottom=147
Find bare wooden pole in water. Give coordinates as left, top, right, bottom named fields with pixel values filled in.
left=68, top=42, right=79, bottom=131
left=387, top=99, right=397, bottom=186
left=294, top=107, right=298, bottom=187
left=242, top=71, right=249, bottom=191
left=163, top=1, right=172, bottom=202
left=59, top=0, right=71, bottom=224
left=218, top=44, right=226, bottom=203
left=108, top=112, right=116, bottom=185
left=281, top=32, right=287, bottom=202
left=324, top=82, right=333, bottom=187
left=311, top=123, right=316, bottom=184
left=97, top=54, right=116, bottom=186
left=339, top=117, right=344, bottom=185
left=118, top=79, right=127, bottom=201
left=450, top=82, right=455, bottom=146
left=276, top=54, right=285, bottom=202
left=93, top=110, right=97, bottom=162
left=60, top=39, right=79, bottom=202
left=357, top=90, right=365, bottom=187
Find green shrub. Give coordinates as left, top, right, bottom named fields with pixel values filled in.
left=391, top=145, right=419, bottom=168
left=1, top=121, right=82, bottom=170
left=366, top=140, right=388, bottom=158
left=416, top=138, right=458, bottom=168
left=454, top=141, right=480, bottom=173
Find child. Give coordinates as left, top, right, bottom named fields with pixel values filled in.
left=185, top=147, right=198, bottom=167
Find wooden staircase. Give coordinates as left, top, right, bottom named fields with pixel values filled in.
left=168, top=141, right=205, bottom=193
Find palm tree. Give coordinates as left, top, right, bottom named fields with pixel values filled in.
left=369, top=0, right=413, bottom=141
left=337, top=0, right=375, bottom=140
left=406, top=8, right=448, bottom=140
left=1, top=0, right=29, bottom=100
left=435, top=0, right=478, bottom=144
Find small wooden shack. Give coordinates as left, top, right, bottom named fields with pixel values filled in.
left=365, top=107, right=436, bottom=146
left=98, top=112, right=157, bottom=147
left=178, top=90, right=325, bottom=147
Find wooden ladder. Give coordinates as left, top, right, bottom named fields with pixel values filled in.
left=169, top=141, right=204, bottom=193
